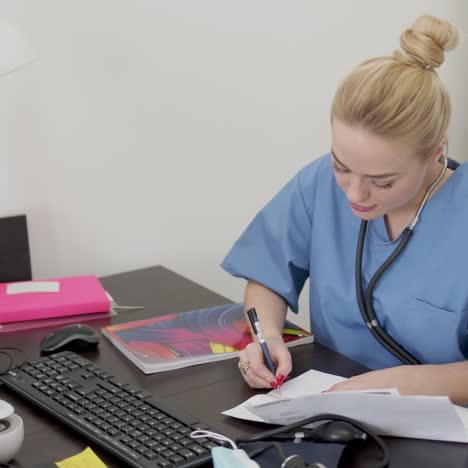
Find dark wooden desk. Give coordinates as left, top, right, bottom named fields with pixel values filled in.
left=1, top=266, right=468, bottom=467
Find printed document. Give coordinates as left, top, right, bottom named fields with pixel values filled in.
left=223, top=369, right=468, bottom=442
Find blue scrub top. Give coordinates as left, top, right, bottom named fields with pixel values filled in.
left=221, top=154, right=468, bottom=370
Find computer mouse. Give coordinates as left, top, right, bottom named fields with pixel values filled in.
left=39, top=323, right=100, bottom=355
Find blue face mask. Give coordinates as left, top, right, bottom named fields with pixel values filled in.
left=190, top=430, right=260, bottom=468
left=212, top=446, right=260, bottom=468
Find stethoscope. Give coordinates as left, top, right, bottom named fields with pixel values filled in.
left=355, top=154, right=448, bottom=365
left=237, top=413, right=390, bottom=468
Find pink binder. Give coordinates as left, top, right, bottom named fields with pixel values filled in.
left=0, top=275, right=111, bottom=324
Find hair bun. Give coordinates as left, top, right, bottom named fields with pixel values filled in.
left=394, top=15, right=460, bottom=69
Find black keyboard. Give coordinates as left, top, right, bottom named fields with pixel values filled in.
left=0, top=351, right=221, bottom=467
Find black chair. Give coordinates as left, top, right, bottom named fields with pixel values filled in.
left=0, top=214, right=32, bottom=282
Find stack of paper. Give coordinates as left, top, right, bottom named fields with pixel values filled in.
left=223, top=369, right=468, bottom=442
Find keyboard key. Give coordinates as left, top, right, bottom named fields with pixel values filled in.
left=188, top=443, right=209, bottom=456
left=180, top=448, right=197, bottom=460
left=179, top=437, right=193, bottom=446
left=144, top=440, right=158, bottom=449
left=66, top=392, right=81, bottom=402
left=169, top=454, right=185, bottom=464
left=119, top=435, right=132, bottom=444
left=143, top=450, right=157, bottom=460
left=161, top=449, right=175, bottom=458
left=153, top=457, right=171, bottom=467
left=104, top=427, right=119, bottom=436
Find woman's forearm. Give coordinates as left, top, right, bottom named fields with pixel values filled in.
left=244, top=280, right=288, bottom=339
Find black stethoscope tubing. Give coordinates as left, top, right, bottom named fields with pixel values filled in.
left=237, top=412, right=390, bottom=468
left=355, top=222, right=420, bottom=365
left=354, top=154, right=448, bottom=366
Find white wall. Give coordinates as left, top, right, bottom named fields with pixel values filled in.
left=1, top=1, right=467, bottom=330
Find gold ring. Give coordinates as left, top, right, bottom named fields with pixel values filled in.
left=238, top=361, right=250, bottom=375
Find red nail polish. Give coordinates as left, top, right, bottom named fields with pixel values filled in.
left=270, top=381, right=278, bottom=389
left=276, top=374, right=286, bottom=385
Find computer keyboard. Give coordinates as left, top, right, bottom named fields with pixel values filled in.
left=0, top=351, right=222, bottom=467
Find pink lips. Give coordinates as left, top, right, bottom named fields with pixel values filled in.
left=349, top=202, right=376, bottom=213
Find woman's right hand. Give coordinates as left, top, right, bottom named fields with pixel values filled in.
left=238, top=337, right=292, bottom=389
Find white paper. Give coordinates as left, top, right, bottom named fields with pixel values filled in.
left=222, top=369, right=345, bottom=422
left=454, top=406, right=468, bottom=436
left=6, top=281, right=60, bottom=294
left=223, top=369, right=468, bottom=443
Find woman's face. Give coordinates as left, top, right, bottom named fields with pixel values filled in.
left=331, top=119, right=435, bottom=220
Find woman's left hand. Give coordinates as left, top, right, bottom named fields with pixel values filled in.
left=325, top=365, right=431, bottom=396
left=326, top=362, right=468, bottom=405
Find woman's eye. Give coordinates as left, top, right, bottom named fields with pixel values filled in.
left=332, top=164, right=347, bottom=174
left=373, top=181, right=393, bottom=190
left=332, top=160, right=394, bottom=189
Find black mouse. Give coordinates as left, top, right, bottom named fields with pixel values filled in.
left=40, top=323, right=100, bottom=355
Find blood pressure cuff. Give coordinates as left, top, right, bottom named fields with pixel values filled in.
left=242, top=440, right=349, bottom=468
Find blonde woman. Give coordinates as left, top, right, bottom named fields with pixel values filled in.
left=222, top=15, right=468, bottom=404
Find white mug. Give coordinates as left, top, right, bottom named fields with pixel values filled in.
left=0, top=400, right=24, bottom=463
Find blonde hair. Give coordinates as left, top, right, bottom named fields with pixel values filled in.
left=331, top=15, right=460, bottom=158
